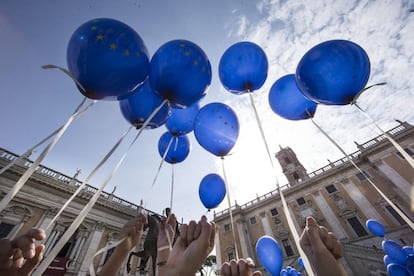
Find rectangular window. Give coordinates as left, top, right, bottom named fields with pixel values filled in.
left=282, top=239, right=294, bottom=257
left=270, top=208, right=279, bottom=216
left=347, top=217, right=368, bottom=237
left=356, top=171, right=370, bottom=181
left=325, top=185, right=337, bottom=194
left=249, top=217, right=257, bottom=225
left=296, top=197, right=306, bottom=205
left=224, top=224, right=231, bottom=232
left=227, top=252, right=234, bottom=261
left=386, top=205, right=406, bottom=225
left=396, top=148, right=414, bottom=159
left=0, top=222, right=15, bottom=238
left=293, top=172, right=300, bottom=181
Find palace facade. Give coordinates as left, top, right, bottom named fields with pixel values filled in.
left=213, top=121, right=414, bottom=275
left=0, top=148, right=158, bottom=275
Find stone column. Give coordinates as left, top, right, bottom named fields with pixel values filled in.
left=78, top=222, right=105, bottom=276
left=259, top=212, right=273, bottom=236
left=236, top=218, right=253, bottom=258
left=215, top=226, right=222, bottom=267
left=375, top=160, right=411, bottom=202
left=342, top=179, right=385, bottom=224
left=312, top=191, right=348, bottom=240
left=36, top=207, right=58, bottom=239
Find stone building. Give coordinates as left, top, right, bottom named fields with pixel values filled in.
left=213, top=121, right=414, bottom=275
left=0, top=148, right=160, bottom=275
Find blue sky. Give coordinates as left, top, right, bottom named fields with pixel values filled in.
left=1, top=0, right=413, bottom=223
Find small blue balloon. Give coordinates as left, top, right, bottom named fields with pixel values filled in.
left=298, top=257, right=305, bottom=270
left=150, top=39, right=212, bottom=108
left=158, top=132, right=190, bottom=164
left=67, top=18, right=150, bottom=100
left=296, top=39, right=370, bottom=105
left=403, top=246, right=414, bottom=257
left=256, top=236, right=283, bottom=276
left=387, top=263, right=412, bottom=276
left=166, top=103, right=200, bottom=136
left=384, top=255, right=396, bottom=266
left=268, top=74, right=317, bottom=120
left=198, top=173, right=226, bottom=210
left=382, top=240, right=408, bottom=265
left=194, top=102, right=239, bottom=157
left=366, top=219, right=385, bottom=237
left=219, top=41, right=268, bottom=94
left=280, top=269, right=288, bottom=276
left=119, top=80, right=170, bottom=129
left=290, top=268, right=300, bottom=276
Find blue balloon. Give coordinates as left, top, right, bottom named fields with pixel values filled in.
left=296, top=40, right=370, bottom=105
left=298, top=257, right=305, bottom=270
left=158, top=132, right=190, bottom=164
left=280, top=269, right=288, bottom=276
left=67, top=18, right=150, bottom=100
left=256, top=236, right=283, bottom=276
left=366, top=219, right=385, bottom=237
left=268, top=74, right=317, bottom=120
left=385, top=255, right=396, bottom=266
left=219, top=41, right=268, bottom=94
left=166, top=103, right=200, bottom=136
left=198, top=173, right=226, bottom=210
left=403, top=246, right=414, bottom=257
left=290, top=268, right=300, bottom=276
left=119, top=80, right=170, bottom=129
left=382, top=240, right=408, bottom=265
left=387, top=263, right=412, bottom=276
left=150, top=39, right=212, bottom=108
left=194, top=102, right=239, bottom=157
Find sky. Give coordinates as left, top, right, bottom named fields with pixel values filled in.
left=1, top=0, right=414, bottom=224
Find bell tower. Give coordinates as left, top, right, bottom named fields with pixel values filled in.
left=275, top=146, right=309, bottom=185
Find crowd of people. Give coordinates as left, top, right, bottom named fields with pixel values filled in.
left=0, top=213, right=348, bottom=276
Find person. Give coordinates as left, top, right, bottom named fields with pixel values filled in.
left=221, top=258, right=262, bottom=276
left=158, top=215, right=215, bottom=276
left=0, top=228, right=46, bottom=276
left=99, top=213, right=147, bottom=276
left=299, top=216, right=348, bottom=276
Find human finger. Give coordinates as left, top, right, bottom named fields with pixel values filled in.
left=221, top=262, right=231, bottom=276
left=186, top=220, right=197, bottom=245
left=305, top=217, right=326, bottom=254
left=12, top=228, right=46, bottom=259
left=229, top=259, right=239, bottom=276
left=207, top=221, right=216, bottom=253
left=328, top=233, right=344, bottom=259
left=12, top=248, right=24, bottom=268
left=179, top=223, right=188, bottom=246
left=198, top=216, right=213, bottom=250
left=19, top=244, right=44, bottom=275
left=319, top=227, right=334, bottom=252
left=237, top=258, right=248, bottom=275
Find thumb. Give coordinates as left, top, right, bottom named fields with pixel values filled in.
left=305, top=217, right=325, bottom=253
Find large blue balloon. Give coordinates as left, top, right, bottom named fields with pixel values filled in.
left=198, top=173, right=226, bottom=210
left=298, top=257, right=305, bottom=270
left=366, top=219, right=385, bottom=237
left=67, top=18, right=150, bottom=100
left=296, top=40, right=370, bottom=105
left=219, top=41, right=268, bottom=94
left=158, top=132, right=190, bottom=164
left=256, top=236, right=283, bottom=276
left=382, top=240, right=408, bottom=265
left=268, top=74, right=317, bottom=120
left=166, top=103, right=200, bottom=136
left=119, top=80, right=170, bottom=129
left=150, top=39, right=212, bottom=108
left=194, top=102, right=239, bottom=157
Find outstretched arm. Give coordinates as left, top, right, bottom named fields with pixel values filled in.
left=300, top=216, right=347, bottom=276
left=99, top=213, right=147, bottom=276
left=161, top=215, right=215, bottom=276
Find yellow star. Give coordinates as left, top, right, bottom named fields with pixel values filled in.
left=201, top=67, right=206, bottom=73
left=124, top=49, right=130, bottom=56
left=136, top=51, right=141, bottom=57
left=91, top=26, right=97, bottom=30
left=179, top=43, right=185, bottom=48
left=96, top=34, right=104, bottom=41
left=110, top=43, right=117, bottom=50
left=193, top=60, right=198, bottom=66
left=185, top=51, right=190, bottom=56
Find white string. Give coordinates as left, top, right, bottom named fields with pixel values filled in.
left=152, top=136, right=175, bottom=187
left=0, top=97, right=88, bottom=213
left=248, top=93, right=315, bottom=276
left=45, top=126, right=133, bottom=232
left=353, top=103, right=414, bottom=170
left=310, top=118, right=414, bottom=230
left=34, top=99, right=169, bottom=275
left=221, top=157, right=239, bottom=260
left=170, top=163, right=175, bottom=211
